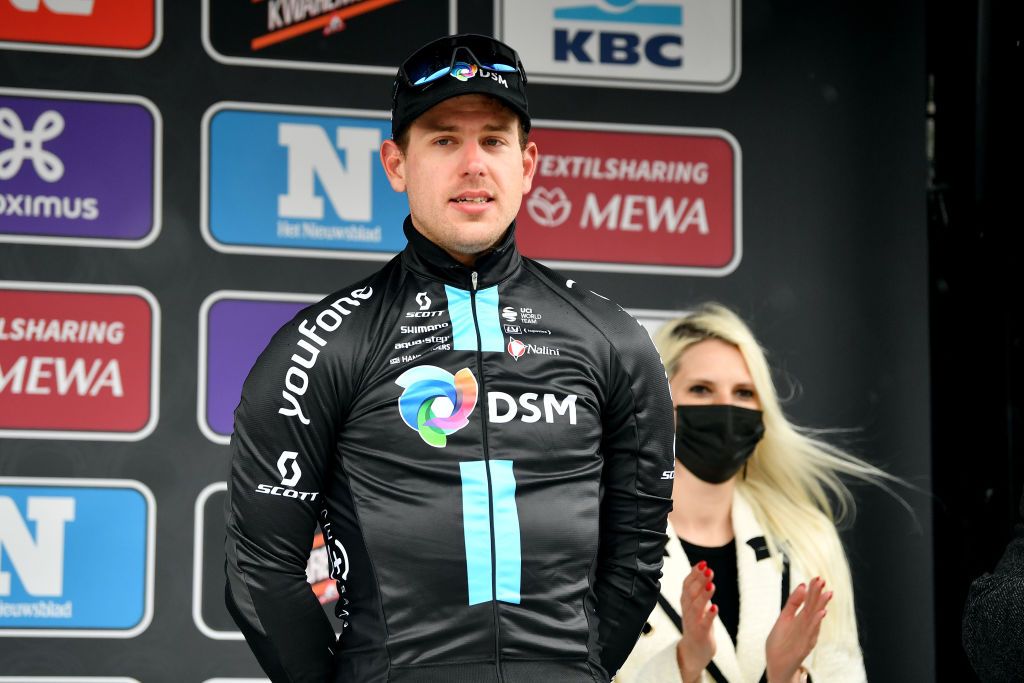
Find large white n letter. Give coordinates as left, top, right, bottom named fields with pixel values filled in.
left=277, top=124, right=380, bottom=222
left=0, top=496, right=76, bottom=596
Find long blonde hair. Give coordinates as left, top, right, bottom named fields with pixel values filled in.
left=655, top=303, right=899, bottom=645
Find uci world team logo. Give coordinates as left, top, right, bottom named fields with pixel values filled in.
left=395, top=365, right=478, bottom=448
left=202, top=102, right=407, bottom=260
left=0, top=0, right=161, bottom=57
left=496, top=0, right=739, bottom=92
left=0, top=88, right=161, bottom=248
left=0, top=477, right=155, bottom=637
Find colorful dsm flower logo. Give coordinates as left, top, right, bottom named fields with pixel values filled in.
left=396, top=365, right=478, bottom=447
left=450, top=61, right=478, bottom=81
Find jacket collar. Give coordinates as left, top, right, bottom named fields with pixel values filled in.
left=400, top=215, right=522, bottom=290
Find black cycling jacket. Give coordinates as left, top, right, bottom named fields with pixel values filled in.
left=225, top=218, right=675, bottom=683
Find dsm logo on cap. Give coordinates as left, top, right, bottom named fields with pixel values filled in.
left=0, top=477, right=155, bottom=637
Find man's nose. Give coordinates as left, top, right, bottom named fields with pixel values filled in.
left=460, top=141, right=487, bottom=176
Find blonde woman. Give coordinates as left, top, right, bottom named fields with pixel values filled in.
left=617, top=304, right=885, bottom=683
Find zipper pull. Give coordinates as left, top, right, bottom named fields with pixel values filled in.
left=471, top=271, right=478, bottom=291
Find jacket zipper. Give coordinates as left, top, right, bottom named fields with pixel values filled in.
left=469, top=270, right=504, bottom=683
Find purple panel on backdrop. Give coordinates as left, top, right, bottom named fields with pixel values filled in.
left=0, top=94, right=155, bottom=240
left=206, top=298, right=309, bottom=437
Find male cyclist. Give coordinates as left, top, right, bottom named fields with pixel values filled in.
left=225, top=33, right=674, bottom=683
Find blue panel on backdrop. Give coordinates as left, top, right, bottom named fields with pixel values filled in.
left=206, top=106, right=408, bottom=254
left=0, top=482, right=151, bottom=633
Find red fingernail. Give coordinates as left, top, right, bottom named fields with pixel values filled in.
left=710, top=604, right=718, bottom=614
left=705, top=582, right=713, bottom=591
left=697, top=561, right=707, bottom=571
left=703, top=569, right=711, bottom=578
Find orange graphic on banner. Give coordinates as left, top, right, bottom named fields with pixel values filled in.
left=0, top=1, right=157, bottom=51
left=251, top=0, right=400, bottom=51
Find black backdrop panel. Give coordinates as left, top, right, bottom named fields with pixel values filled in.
left=0, top=2, right=932, bottom=681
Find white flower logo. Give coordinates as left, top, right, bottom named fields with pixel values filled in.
left=526, top=187, right=572, bottom=228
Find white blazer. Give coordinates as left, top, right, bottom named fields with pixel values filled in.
left=614, top=491, right=867, bottom=682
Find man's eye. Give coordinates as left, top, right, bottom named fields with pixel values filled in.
left=484, top=138, right=504, bottom=146
left=435, top=138, right=452, bottom=146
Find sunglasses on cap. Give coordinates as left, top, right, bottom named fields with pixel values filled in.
left=398, top=34, right=528, bottom=89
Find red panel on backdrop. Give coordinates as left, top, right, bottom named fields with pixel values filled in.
left=519, top=125, right=739, bottom=274
left=0, top=1, right=156, bottom=50
left=0, top=286, right=154, bottom=434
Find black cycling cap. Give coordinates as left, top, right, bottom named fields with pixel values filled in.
left=391, top=33, right=530, bottom=140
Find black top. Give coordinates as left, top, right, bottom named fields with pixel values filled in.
left=223, top=217, right=676, bottom=682
left=680, top=537, right=739, bottom=645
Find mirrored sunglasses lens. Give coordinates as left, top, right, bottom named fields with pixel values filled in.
left=412, top=66, right=452, bottom=86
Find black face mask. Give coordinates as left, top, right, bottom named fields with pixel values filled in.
left=675, top=404, right=765, bottom=484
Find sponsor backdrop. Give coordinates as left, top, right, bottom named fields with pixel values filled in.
left=0, top=2, right=931, bottom=681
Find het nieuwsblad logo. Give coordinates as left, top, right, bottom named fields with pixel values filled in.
left=202, top=102, right=408, bottom=260
left=0, top=281, right=160, bottom=441
left=0, top=477, right=155, bottom=637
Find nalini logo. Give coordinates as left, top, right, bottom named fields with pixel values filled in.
left=526, top=187, right=571, bottom=228
left=395, top=365, right=478, bottom=448
left=507, top=337, right=527, bottom=360
left=0, top=108, right=64, bottom=182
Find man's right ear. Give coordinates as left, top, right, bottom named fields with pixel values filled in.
left=379, top=139, right=407, bottom=193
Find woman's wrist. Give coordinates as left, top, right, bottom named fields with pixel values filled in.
left=765, top=665, right=808, bottom=683
left=675, top=639, right=705, bottom=683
